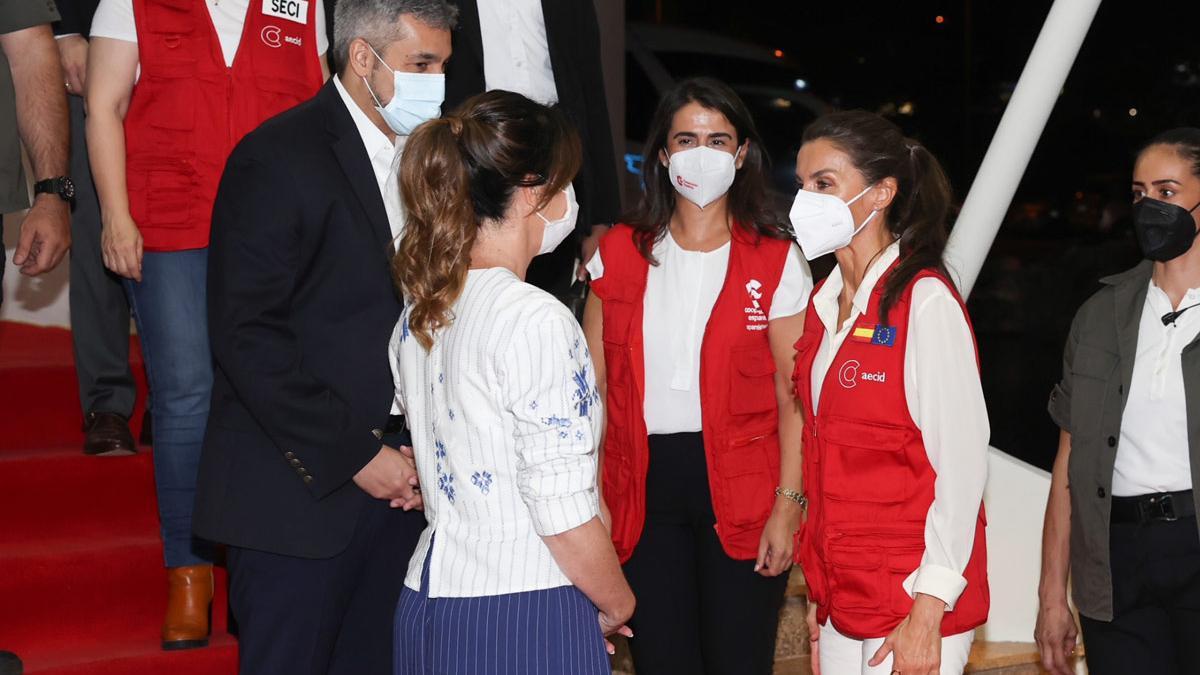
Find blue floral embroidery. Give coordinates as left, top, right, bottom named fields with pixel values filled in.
left=529, top=401, right=538, bottom=411
left=438, top=473, right=456, bottom=503
left=438, top=373, right=444, bottom=384
left=575, top=429, right=585, bottom=441
left=471, top=471, right=494, bottom=495
left=542, top=415, right=571, bottom=428
left=399, top=316, right=410, bottom=343
left=571, top=364, right=600, bottom=419
left=448, top=409, right=456, bottom=421
left=434, top=439, right=447, bottom=459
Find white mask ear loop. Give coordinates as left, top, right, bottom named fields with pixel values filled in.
left=846, top=184, right=878, bottom=238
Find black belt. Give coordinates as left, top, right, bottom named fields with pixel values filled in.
left=1110, top=490, right=1195, bottom=524
left=384, top=414, right=407, bottom=435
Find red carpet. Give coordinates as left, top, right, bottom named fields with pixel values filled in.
left=0, top=321, right=237, bottom=674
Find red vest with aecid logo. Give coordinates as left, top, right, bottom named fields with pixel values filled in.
left=126, top=0, right=323, bottom=251
left=791, top=262, right=989, bottom=639
left=592, top=224, right=791, bottom=562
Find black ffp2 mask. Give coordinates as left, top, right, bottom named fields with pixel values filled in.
left=1133, top=197, right=1200, bottom=262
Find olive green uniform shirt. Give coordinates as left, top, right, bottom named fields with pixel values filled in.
left=1049, top=261, right=1200, bottom=620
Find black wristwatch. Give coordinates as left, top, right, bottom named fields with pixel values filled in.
left=34, top=176, right=76, bottom=206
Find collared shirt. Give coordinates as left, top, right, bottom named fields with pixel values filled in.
left=91, top=0, right=328, bottom=67
left=1112, top=281, right=1200, bottom=495
left=810, top=241, right=990, bottom=611
left=333, top=75, right=404, bottom=242
left=391, top=267, right=601, bottom=597
left=586, top=233, right=812, bottom=434
left=476, top=0, right=558, bottom=106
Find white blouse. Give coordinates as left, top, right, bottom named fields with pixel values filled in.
left=809, top=242, right=989, bottom=611
left=390, top=268, right=602, bottom=598
left=587, top=231, right=812, bottom=434
left=1112, top=281, right=1200, bottom=496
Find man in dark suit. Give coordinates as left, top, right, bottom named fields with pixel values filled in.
left=54, top=0, right=141, bottom=456
left=443, top=0, right=620, bottom=298
left=195, top=1, right=456, bottom=672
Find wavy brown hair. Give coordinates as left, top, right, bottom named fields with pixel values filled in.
left=801, top=110, right=954, bottom=323
left=626, top=77, right=789, bottom=263
left=393, top=90, right=581, bottom=349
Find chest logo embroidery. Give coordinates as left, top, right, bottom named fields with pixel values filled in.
left=744, top=279, right=767, bottom=331
left=260, top=25, right=282, bottom=48
left=838, top=359, right=860, bottom=388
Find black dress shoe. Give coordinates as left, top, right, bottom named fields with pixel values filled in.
left=0, top=650, right=23, bottom=675
left=82, top=412, right=137, bottom=456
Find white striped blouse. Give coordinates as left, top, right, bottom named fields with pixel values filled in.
left=390, top=267, right=603, bottom=598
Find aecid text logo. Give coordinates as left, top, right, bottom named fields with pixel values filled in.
left=837, top=359, right=886, bottom=388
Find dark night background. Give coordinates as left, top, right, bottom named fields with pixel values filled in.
left=623, top=0, right=1200, bottom=470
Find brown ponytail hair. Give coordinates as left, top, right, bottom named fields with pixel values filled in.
left=801, top=110, right=953, bottom=322
left=393, top=90, right=581, bottom=350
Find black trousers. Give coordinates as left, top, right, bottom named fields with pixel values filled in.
left=622, top=432, right=787, bottom=675
left=227, top=430, right=425, bottom=675
left=66, top=94, right=136, bottom=418
left=1080, top=515, right=1200, bottom=675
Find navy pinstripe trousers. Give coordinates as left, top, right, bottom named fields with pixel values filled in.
left=394, top=549, right=612, bottom=675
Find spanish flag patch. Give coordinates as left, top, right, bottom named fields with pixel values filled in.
left=849, top=324, right=896, bottom=347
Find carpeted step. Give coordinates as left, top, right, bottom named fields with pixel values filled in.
left=0, top=323, right=146, bottom=453
left=27, top=633, right=238, bottom=675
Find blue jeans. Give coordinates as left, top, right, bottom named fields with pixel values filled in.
left=125, top=248, right=216, bottom=568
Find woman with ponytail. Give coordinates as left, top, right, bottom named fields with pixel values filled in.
left=389, top=90, right=634, bottom=675
left=789, top=110, right=990, bottom=675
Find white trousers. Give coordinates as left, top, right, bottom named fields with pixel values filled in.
left=818, top=620, right=974, bottom=675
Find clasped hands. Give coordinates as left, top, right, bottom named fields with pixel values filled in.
left=353, top=444, right=424, bottom=511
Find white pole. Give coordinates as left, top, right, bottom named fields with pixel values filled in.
left=945, top=0, right=1103, bottom=298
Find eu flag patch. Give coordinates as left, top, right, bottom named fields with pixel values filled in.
left=870, top=325, right=897, bottom=347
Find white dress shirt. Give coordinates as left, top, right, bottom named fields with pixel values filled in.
left=1112, top=281, right=1200, bottom=496
left=809, top=242, right=989, bottom=611
left=476, top=0, right=558, bottom=105
left=91, top=0, right=328, bottom=66
left=586, top=233, right=812, bottom=434
left=391, top=268, right=602, bottom=597
left=333, top=76, right=405, bottom=242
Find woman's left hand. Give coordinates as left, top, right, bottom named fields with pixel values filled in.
left=754, top=499, right=802, bottom=577
left=868, top=593, right=945, bottom=675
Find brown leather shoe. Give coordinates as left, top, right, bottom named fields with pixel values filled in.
left=82, top=412, right=136, bottom=456
left=162, top=565, right=213, bottom=650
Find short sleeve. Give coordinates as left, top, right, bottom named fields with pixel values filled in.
left=314, top=0, right=327, bottom=55
left=0, top=0, right=59, bottom=33
left=89, top=0, right=137, bottom=43
left=584, top=248, right=604, bottom=281
left=502, top=301, right=601, bottom=536
left=1048, top=310, right=1081, bottom=433
left=769, top=242, right=814, bottom=320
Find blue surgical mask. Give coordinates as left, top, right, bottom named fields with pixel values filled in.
left=364, top=45, right=445, bottom=136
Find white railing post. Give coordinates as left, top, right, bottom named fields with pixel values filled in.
left=945, top=0, right=1104, bottom=298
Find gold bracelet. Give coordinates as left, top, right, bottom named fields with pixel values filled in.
left=775, top=486, right=807, bottom=508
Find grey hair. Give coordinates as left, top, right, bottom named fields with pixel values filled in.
left=333, top=0, right=458, bottom=74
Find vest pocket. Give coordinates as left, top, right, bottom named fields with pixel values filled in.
left=827, top=526, right=924, bottom=617
left=827, top=545, right=885, bottom=611
left=819, top=417, right=912, bottom=504
left=144, top=0, right=196, bottom=35
left=714, top=432, right=779, bottom=528
left=729, top=347, right=777, bottom=415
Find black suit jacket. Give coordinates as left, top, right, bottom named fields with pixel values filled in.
left=195, top=81, right=401, bottom=559
left=52, top=0, right=97, bottom=36
left=444, top=0, right=620, bottom=234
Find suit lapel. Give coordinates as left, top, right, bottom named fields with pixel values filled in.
left=320, top=82, right=394, bottom=260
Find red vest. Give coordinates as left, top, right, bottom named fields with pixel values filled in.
left=791, top=262, right=989, bottom=639
left=126, top=0, right=323, bottom=251
left=592, top=224, right=791, bottom=562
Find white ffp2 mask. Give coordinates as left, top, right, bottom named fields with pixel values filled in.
left=788, top=185, right=878, bottom=260
left=667, top=146, right=737, bottom=209
left=536, top=184, right=579, bottom=256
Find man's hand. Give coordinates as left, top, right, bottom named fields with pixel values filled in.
left=58, top=35, right=88, bottom=96
left=13, top=195, right=70, bottom=275
left=577, top=224, right=610, bottom=280
left=869, top=593, right=945, bottom=675
left=387, top=445, right=423, bottom=511
left=100, top=212, right=143, bottom=281
left=354, top=443, right=421, bottom=506
left=1035, top=597, right=1079, bottom=675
